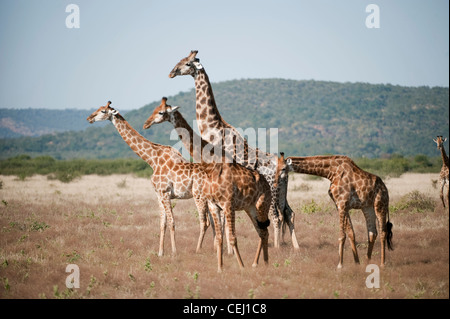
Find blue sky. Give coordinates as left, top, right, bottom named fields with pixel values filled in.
left=0, top=0, right=448, bottom=110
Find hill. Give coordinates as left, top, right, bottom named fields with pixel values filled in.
left=0, top=79, right=448, bottom=160
left=0, top=108, right=96, bottom=138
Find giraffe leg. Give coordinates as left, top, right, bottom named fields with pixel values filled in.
left=440, top=180, right=446, bottom=208
left=337, top=207, right=352, bottom=269
left=247, top=205, right=270, bottom=267
left=208, top=210, right=217, bottom=249
left=208, top=202, right=223, bottom=272
left=169, top=215, right=176, bottom=255
left=225, top=206, right=244, bottom=269
left=362, top=206, right=378, bottom=263
left=344, top=213, right=359, bottom=264
left=252, top=228, right=269, bottom=267
left=374, top=194, right=392, bottom=267
left=158, top=211, right=166, bottom=257
left=194, top=197, right=208, bottom=253
left=223, top=212, right=233, bottom=255
left=157, top=194, right=176, bottom=256
left=272, top=202, right=282, bottom=249
left=272, top=216, right=281, bottom=249
left=284, top=201, right=300, bottom=249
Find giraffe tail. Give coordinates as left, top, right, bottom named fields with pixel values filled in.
left=386, top=219, right=394, bottom=251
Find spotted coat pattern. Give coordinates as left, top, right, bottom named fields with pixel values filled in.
left=168, top=51, right=299, bottom=249
left=87, top=102, right=271, bottom=271
left=285, top=155, right=393, bottom=268
left=433, top=136, right=449, bottom=208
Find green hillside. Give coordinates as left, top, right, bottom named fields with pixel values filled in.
left=0, top=79, right=448, bottom=160
left=0, top=108, right=94, bottom=138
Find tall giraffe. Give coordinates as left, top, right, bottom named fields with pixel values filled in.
left=433, top=136, right=449, bottom=208
left=281, top=154, right=393, bottom=268
left=168, top=50, right=299, bottom=249
left=87, top=102, right=271, bottom=271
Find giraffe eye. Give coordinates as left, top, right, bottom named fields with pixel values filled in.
left=158, top=111, right=164, bottom=115
left=101, top=110, right=106, bottom=114
left=186, top=63, right=191, bottom=67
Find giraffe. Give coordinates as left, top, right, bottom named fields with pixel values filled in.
left=433, top=136, right=449, bottom=208
left=87, top=101, right=208, bottom=256
left=143, top=97, right=231, bottom=253
left=143, top=98, right=272, bottom=270
left=202, top=162, right=271, bottom=272
left=168, top=50, right=299, bottom=250
left=87, top=101, right=271, bottom=271
left=281, top=154, right=393, bottom=268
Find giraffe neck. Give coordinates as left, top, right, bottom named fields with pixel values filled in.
left=193, top=69, right=272, bottom=169
left=440, top=145, right=449, bottom=167
left=288, top=156, right=349, bottom=180
left=169, top=111, right=217, bottom=163
left=194, top=69, right=225, bottom=133
left=112, top=115, right=181, bottom=169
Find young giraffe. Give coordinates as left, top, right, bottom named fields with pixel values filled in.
left=87, top=102, right=271, bottom=271
left=433, top=136, right=449, bottom=208
left=168, top=50, right=299, bottom=249
left=280, top=154, right=393, bottom=268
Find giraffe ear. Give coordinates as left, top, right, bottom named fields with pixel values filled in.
left=286, top=158, right=292, bottom=166
left=167, top=106, right=180, bottom=113
left=189, top=50, right=198, bottom=60
left=444, top=137, right=448, bottom=142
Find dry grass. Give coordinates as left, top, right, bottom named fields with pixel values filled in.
left=0, top=173, right=448, bottom=299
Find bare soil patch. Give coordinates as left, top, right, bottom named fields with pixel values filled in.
left=0, top=173, right=448, bottom=299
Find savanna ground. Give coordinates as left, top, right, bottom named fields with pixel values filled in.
left=0, top=172, right=448, bottom=299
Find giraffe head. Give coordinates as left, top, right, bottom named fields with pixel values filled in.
left=86, top=101, right=123, bottom=123
left=433, top=136, right=447, bottom=150
left=169, top=50, right=203, bottom=78
left=143, top=97, right=179, bottom=129
left=274, top=152, right=290, bottom=190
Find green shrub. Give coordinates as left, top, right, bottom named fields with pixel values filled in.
left=301, top=199, right=321, bottom=215
left=390, top=191, right=435, bottom=214
left=0, top=155, right=153, bottom=181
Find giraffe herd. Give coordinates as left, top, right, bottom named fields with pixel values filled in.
left=87, top=50, right=447, bottom=271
